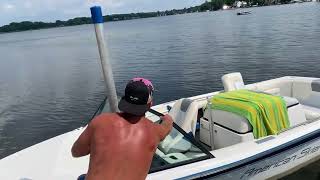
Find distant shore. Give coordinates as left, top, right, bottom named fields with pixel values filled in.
left=0, top=1, right=316, bottom=34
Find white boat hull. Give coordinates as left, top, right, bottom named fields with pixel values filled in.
left=1, top=76, right=320, bottom=180
left=192, top=130, right=320, bottom=179
left=148, top=121, right=320, bottom=180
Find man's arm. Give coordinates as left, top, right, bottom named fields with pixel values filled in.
left=71, top=124, right=92, bottom=158
left=155, top=114, right=173, bottom=141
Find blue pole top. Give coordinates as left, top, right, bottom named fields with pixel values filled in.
left=90, top=6, right=104, bottom=24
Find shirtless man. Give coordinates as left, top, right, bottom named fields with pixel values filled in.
left=71, top=78, right=173, bottom=180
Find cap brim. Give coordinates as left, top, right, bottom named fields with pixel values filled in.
left=118, top=97, right=149, bottom=116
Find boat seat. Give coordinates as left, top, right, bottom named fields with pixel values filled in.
left=211, top=96, right=300, bottom=134
left=208, top=97, right=304, bottom=149
left=207, top=108, right=255, bottom=149
left=292, top=79, right=320, bottom=109
left=212, top=110, right=252, bottom=133
left=168, top=98, right=198, bottom=135
left=302, top=105, right=320, bottom=121
left=158, top=98, right=198, bottom=154
left=283, top=96, right=299, bottom=107
left=219, top=72, right=300, bottom=133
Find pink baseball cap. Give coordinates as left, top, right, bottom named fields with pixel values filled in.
left=118, top=78, right=154, bottom=116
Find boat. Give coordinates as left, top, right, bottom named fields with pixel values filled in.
left=1, top=73, right=320, bottom=179
left=1, top=6, right=320, bottom=180
left=237, top=11, right=251, bottom=15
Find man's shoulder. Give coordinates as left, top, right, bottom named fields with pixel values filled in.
left=142, top=117, right=153, bottom=124
left=141, top=117, right=158, bottom=129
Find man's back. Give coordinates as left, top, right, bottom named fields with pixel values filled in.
left=72, top=113, right=173, bottom=180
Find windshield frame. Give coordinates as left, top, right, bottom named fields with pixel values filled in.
left=147, top=108, right=214, bottom=173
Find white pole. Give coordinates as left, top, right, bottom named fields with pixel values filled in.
left=90, top=6, right=118, bottom=112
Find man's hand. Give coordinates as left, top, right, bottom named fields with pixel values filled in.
left=156, top=114, right=173, bottom=141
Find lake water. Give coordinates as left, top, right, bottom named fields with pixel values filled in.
left=0, top=2, right=320, bottom=178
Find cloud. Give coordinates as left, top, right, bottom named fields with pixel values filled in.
left=0, top=0, right=204, bottom=26
left=3, top=3, right=15, bottom=10
left=88, top=0, right=125, bottom=8
left=24, top=1, right=33, bottom=9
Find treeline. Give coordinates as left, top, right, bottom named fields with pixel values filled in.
left=198, top=0, right=292, bottom=10
left=0, top=13, right=166, bottom=33
left=0, top=0, right=292, bottom=33
left=0, top=1, right=223, bottom=33
left=0, top=7, right=213, bottom=33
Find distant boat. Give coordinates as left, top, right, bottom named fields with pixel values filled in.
left=237, top=11, right=251, bottom=15
left=290, top=0, right=303, bottom=3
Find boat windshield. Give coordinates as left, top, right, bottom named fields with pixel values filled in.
left=148, top=111, right=213, bottom=173
left=92, top=97, right=213, bottom=173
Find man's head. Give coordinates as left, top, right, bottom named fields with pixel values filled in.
left=118, top=78, right=154, bottom=116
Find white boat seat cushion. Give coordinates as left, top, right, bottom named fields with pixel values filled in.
left=211, top=109, right=252, bottom=133
left=283, top=96, right=299, bottom=107
left=292, top=79, right=320, bottom=109
left=302, top=105, right=320, bottom=121
left=211, top=96, right=300, bottom=133
left=158, top=98, right=198, bottom=154
left=168, top=98, right=198, bottom=135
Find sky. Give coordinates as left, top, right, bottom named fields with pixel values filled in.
left=0, top=0, right=204, bottom=26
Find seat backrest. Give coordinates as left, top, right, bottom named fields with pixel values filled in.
left=169, top=98, right=198, bottom=136
left=293, top=78, right=320, bottom=109
left=222, top=72, right=245, bottom=92
left=158, top=99, right=198, bottom=154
